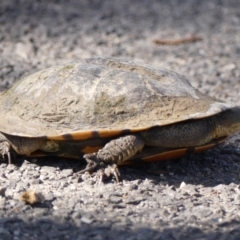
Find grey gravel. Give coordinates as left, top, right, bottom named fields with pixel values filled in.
left=1, top=0, right=240, bottom=239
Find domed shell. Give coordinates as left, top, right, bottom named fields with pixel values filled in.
left=0, top=58, right=233, bottom=140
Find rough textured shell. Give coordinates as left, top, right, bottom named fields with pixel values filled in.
left=0, top=58, right=233, bottom=138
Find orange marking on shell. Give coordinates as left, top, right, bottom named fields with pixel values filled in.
left=46, top=128, right=149, bottom=141
left=142, top=137, right=227, bottom=163
left=142, top=148, right=188, bottom=162
left=29, top=150, right=48, bottom=157
left=97, top=129, right=127, bottom=138
left=193, top=143, right=216, bottom=153
left=47, top=135, right=66, bottom=140
left=81, top=146, right=102, bottom=154
left=47, top=131, right=95, bottom=141
left=47, top=130, right=122, bottom=141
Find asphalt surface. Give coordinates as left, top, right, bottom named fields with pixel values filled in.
left=1, top=0, right=240, bottom=239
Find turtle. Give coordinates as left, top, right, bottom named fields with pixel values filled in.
left=0, top=58, right=240, bottom=182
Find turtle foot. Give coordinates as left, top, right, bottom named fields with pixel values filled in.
left=95, top=164, right=121, bottom=183
left=78, top=153, right=100, bottom=174
left=79, top=163, right=121, bottom=183
left=78, top=153, right=121, bottom=183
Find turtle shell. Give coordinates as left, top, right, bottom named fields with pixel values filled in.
left=0, top=58, right=233, bottom=143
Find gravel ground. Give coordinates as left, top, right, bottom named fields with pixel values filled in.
left=1, top=0, right=240, bottom=239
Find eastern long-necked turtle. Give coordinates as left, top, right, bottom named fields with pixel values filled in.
left=0, top=58, right=239, bottom=181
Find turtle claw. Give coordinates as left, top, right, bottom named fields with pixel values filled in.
left=104, top=164, right=121, bottom=183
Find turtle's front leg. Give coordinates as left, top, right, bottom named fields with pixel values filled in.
left=79, top=134, right=145, bottom=182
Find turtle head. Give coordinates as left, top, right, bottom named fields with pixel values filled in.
left=217, top=107, right=240, bottom=136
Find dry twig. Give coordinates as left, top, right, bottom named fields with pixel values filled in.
left=153, top=35, right=202, bottom=45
